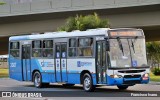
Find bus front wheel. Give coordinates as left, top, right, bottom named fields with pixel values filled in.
left=117, top=85, right=128, bottom=90
left=83, top=73, right=95, bottom=92
left=33, top=71, right=43, bottom=88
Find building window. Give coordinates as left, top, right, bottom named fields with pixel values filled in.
left=42, top=40, right=53, bottom=58
left=32, top=40, right=42, bottom=57
left=10, top=42, right=19, bottom=57
left=78, top=38, right=93, bottom=57
left=68, top=38, right=77, bottom=57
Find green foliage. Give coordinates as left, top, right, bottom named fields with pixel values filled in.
left=58, top=13, right=109, bottom=32
left=0, top=2, right=6, bottom=5
left=146, top=41, right=160, bottom=65
left=0, top=68, right=8, bottom=78
left=147, top=41, right=160, bottom=76
left=153, top=68, right=160, bottom=75
left=150, top=71, right=160, bottom=82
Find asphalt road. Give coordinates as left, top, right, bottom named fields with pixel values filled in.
left=0, top=78, right=159, bottom=100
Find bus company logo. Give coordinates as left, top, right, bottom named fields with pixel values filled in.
left=41, top=62, right=48, bottom=67
left=10, top=63, right=16, bottom=68
left=2, top=92, right=11, bottom=97
left=41, top=62, right=53, bottom=67
left=77, top=61, right=92, bottom=67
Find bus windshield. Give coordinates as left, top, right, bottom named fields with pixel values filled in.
left=109, top=38, right=148, bottom=68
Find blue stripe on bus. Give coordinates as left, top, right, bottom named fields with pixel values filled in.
left=9, top=58, right=23, bottom=81
left=41, top=73, right=55, bottom=83
left=9, top=58, right=149, bottom=85
left=35, top=59, right=42, bottom=72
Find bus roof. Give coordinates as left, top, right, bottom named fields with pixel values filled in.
left=9, top=28, right=109, bottom=41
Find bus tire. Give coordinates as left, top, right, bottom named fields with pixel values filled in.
left=117, top=85, right=128, bottom=90
left=33, top=71, right=43, bottom=88
left=83, top=73, right=95, bottom=92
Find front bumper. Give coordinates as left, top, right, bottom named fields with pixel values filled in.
left=107, top=75, right=149, bottom=86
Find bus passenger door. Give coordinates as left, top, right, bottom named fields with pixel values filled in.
left=55, top=43, right=67, bottom=82
left=22, top=45, right=31, bottom=81
left=96, top=41, right=106, bottom=84
left=61, top=43, right=67, bottom=82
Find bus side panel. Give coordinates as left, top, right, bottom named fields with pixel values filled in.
left=31, top=58, right=55, bottom=83
left=68, top=73, right=80, bottom=84
left=9, top=57, right=23, bottom=81
left=41, top=73, right=55, bottom=83
left=67, top=59, right=96, bottom=84
left=91, top=74, right=97, bottom=85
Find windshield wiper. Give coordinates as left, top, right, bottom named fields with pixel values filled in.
left=117, top=37, right=124, bottom=56
left=131, top=39, right=135, bottom=53
left=131, top=37, right=138, bottom=53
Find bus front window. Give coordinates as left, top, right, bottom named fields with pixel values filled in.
left=109, top=39, right=131, bottom=68
left=129, top=38, right=148, bottom=67
left=109, top=38, right=148, bottom=68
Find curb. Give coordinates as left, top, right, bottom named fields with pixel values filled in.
left=149, top=81, right=160, bottom=85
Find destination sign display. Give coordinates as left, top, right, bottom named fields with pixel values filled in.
left=109, top=30, right=143, bottom=37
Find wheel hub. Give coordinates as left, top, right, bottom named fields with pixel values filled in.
left=35, top=74, right=40, bottom=87
left=84, top=77, right=91, bottom=90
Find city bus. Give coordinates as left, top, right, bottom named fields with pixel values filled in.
left=8, top=28, right=149, bottom=92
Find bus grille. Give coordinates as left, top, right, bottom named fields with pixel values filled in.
left=118, top=70, right=145, bottom=73
left=123, top=80, right=141, bottom=84
left=124, top=75, right=141, bottom=78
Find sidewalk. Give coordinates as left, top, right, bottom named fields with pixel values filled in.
left=149, top=81, right=160, bottom=85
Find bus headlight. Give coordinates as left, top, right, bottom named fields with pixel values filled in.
left=142, top=73, right=149, bottom=80
left=144, top=73, right=149, bottom=77
left=110, top=75, right=122, bottom=78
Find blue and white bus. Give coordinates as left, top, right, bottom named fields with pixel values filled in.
left=8, top=28, right=149, bottom=92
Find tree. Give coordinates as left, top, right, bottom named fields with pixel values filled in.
left=58, top=13, right=109, bottom=32
left=0, top=2, right=5, bottom=5
left=146, top=41, right=160, bottom=75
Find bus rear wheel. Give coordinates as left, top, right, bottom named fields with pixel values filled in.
left=33, top=71, right=43, bottom=88
left=83, top=73, right=95, bottom=92
left=117, top=85, right=128, bottom=90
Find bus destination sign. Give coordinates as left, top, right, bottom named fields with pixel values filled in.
left=109, top=30, right=143, bottom=37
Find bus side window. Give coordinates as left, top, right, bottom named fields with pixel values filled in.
left=10, top=42, right=20, bottom=58
left=78, top=38, right=93, bottom=57
left=43, top=40, right=53, bottom=58
left=32, top=40, right=42, bottom=57
left=68, top=38, right=77, bottom=57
